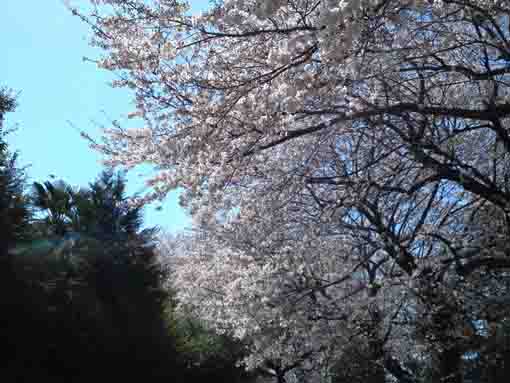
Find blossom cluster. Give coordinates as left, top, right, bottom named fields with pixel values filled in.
left=77, top=0, right=510, bottom=379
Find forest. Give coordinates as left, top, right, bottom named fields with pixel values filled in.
left=2, top=0, right=510, bottom=382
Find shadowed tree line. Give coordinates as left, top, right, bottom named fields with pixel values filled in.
left=0, top=89, right=256, bottom=383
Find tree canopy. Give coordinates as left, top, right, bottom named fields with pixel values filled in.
left=1, top=126, right=251, bottom=382
left=71, top=1, right=510, bottom=382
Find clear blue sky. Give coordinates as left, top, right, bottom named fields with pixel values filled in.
left=1, top=0, right=208, bottom=232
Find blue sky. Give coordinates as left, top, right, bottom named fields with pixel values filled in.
left=1, top=0, right=208, bottom=232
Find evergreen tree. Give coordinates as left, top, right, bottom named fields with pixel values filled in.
left=0, top=89, right=30, bottom=257
left=0, top=88, right=46, bottom=382
left=0, top=87, right=16, bottom=125
left=30, top=171, right=179, bottom=380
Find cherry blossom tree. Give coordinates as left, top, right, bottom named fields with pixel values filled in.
left=75, top=1, right=510, bottom=381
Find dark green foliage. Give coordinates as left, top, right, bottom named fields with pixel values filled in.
left=0, top=151, right=31, bottom=255
left=0, top=87, right=16, bottom=125
left=0, top=92, right=30, bottom=256
left=0, top=90, right=41, bottom=381
left=172, top=313, right=257, bottom=383
left=2, top=162, right=254, bottom=382
left=32, top=180, right=80, bottom=236
left=79, top=170, right=145, bottom=238
left=23, top=171, right=179, bottom=380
